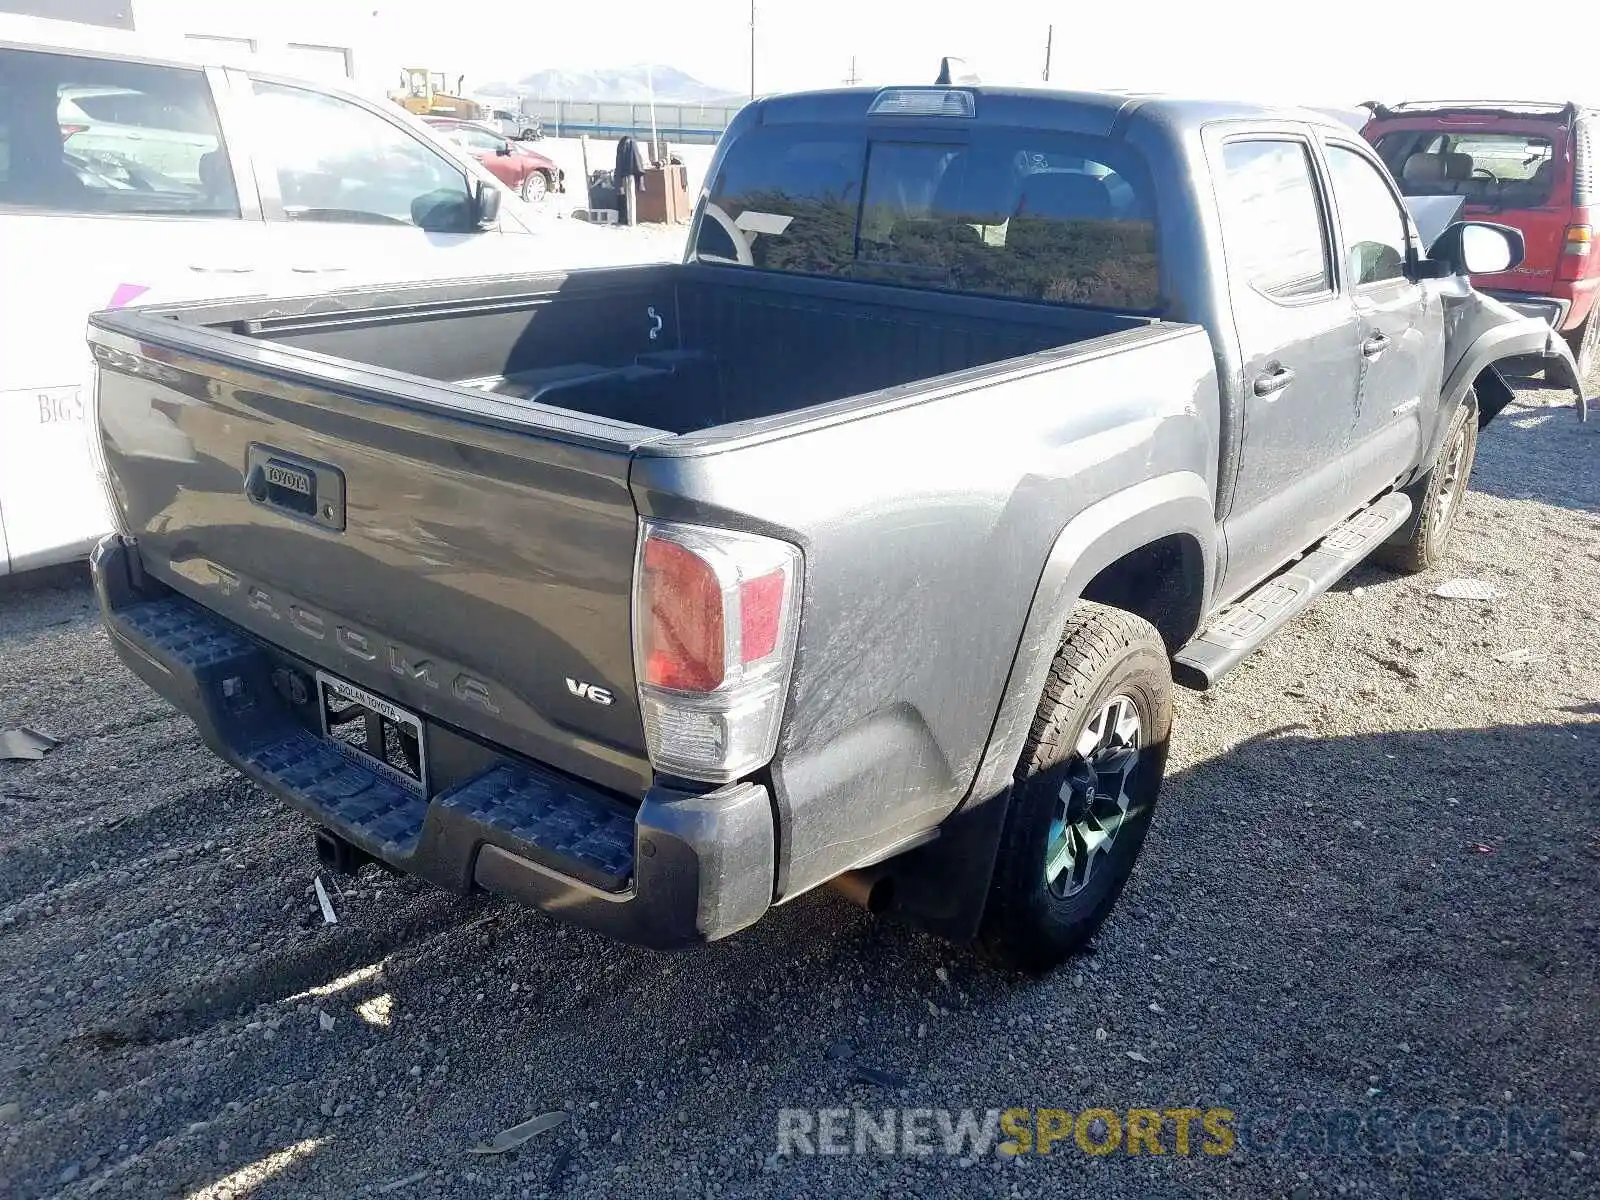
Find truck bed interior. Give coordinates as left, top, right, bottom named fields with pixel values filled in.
left=194, top=264, right=1153, bottom=436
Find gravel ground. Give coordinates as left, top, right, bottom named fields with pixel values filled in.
left=1, top=377, right=1597, bottom=1200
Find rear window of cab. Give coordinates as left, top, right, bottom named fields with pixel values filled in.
left=691, top=124, right=1162, bottom=312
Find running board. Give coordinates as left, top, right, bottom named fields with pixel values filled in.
left=1174, top=492, right=1412, bottom=690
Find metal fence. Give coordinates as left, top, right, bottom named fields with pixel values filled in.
left=516, top=99, right=745, bottom=145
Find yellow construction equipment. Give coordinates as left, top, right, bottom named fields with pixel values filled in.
left=391, top=68, right=485, bottom=120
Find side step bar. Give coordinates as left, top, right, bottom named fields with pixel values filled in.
left=1174, top=492, right=1412, bottom=690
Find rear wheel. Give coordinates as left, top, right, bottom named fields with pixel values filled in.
left=1373, top=393, right=1479, bottom=574
left=977, top=603, right=1172, bottom=974
left=521, top=171, right=550, bottom=202
left=1568, top=305, right=1599, bottom=382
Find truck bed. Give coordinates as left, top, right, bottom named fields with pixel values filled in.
left=142, top=264, right=1151, bottom=436
left=86, top=261, right=1206, bottom=905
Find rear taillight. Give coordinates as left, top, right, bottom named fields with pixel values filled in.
left=59, top=123, right=88, bottom=141
left=633, top=520, right=802, bottom=783
left=1558, top=224, right=1592, bottom=282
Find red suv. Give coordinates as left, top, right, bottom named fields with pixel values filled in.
left=1363, top=101, right=1597, bottom=375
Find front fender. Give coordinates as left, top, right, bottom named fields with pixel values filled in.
left=1441, top=287, right=1587, bottom=428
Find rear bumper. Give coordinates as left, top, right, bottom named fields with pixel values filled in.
left=91, top=535, right=775, bottom=948
left=1485, top=279, right=1598, bottom=333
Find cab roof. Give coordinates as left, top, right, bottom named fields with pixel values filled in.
left=1364, top=99, right=1594, bottom=123
left=755, top=85, right=1358, bottom=140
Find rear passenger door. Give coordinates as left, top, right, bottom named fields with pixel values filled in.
left=1211, top=133, right=1362, bottom=599
left=1320, top=139, right=1437, bottom=505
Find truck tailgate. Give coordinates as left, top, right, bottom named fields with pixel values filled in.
left=88, top=321, right=655, bottom=801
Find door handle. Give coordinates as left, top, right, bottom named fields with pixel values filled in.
left=1362, top=332, right=1391, bottom=359
left=1253, top=364, right=1296, bottom=398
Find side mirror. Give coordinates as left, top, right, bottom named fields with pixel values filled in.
left=410, top=181, right=499, bottom=233
left=1429, top=221, right=1525, bottom=276
left=411, top=188, right=474, bottom=233
left=473, top=178, right=501, bottom=227
left=496, top=144, right=511, bottom=156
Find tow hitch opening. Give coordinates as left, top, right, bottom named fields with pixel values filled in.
left=314, top=829, right=375, bottom=877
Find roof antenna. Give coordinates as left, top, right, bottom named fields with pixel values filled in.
left=935, top=57, right=980, bottom=85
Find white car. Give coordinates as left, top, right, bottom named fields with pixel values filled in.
left=0, top=14, right=669, bottom=578
left=485, top=107, right=543, bottom=141
left=57, top=84, right=217, bottom=185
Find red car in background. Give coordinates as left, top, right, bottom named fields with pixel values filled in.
left=424, top=117, right=563, bottom=202
left=1363, top=101, right=1598, bottom=376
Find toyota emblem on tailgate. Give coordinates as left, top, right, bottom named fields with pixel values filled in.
left=263, top=461, right=314, bottom=495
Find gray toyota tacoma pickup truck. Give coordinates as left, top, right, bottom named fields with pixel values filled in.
left=85, top=85, right=1586, bottom=972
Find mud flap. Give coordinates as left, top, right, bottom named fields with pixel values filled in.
left=1474, top=366, right=1518, bottom=429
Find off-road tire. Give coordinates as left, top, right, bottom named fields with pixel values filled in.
left=1373, top=392, right=1479, bottom=574
left=977, top=603, right=1172, bottom=974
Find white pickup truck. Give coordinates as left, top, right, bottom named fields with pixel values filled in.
left=0, top=14, right=665, bottom=577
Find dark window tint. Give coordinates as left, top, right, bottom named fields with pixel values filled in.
left=0, top=47, right=238, bottom=217
left=1325, top=145, right=1409, bottom=286
left=695, top=210, right=741, bottom=261
left=693, top=132, right=864, bottom=277
left=1374, top=128, right=1558, bottom=208
left=1217, top=141, right=1331, bottom=300
left=252, top=81, right=469, bottom=227
left=693, top=125, right=1161, bottom=311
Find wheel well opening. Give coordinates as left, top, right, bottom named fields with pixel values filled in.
left=1080, top=535, right=1206, bottom=655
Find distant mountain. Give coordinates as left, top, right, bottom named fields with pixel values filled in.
left=478, top=65, right=742, bottom=105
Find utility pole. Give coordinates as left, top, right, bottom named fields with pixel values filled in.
left=845, top=56, right=860, bottom=86
left=1043, top=24, right=1053, bottom=83
left=749, top=0, right=756, bottom=99
left=646, top=62, right=658, bottom=156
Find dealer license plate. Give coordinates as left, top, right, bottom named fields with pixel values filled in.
left=316, top=671, right=428, bottom=794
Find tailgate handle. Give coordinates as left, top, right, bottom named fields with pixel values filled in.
left=244, top=445, right=346, bottom=532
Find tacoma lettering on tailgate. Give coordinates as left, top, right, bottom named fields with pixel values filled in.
left=185, top=561, right=501, bottom=714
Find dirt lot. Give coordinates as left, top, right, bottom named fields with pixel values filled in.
left=1, top=378, right=1597, bottom=1200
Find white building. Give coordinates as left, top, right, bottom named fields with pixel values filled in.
left=2, top=0, right=403, bottom=94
